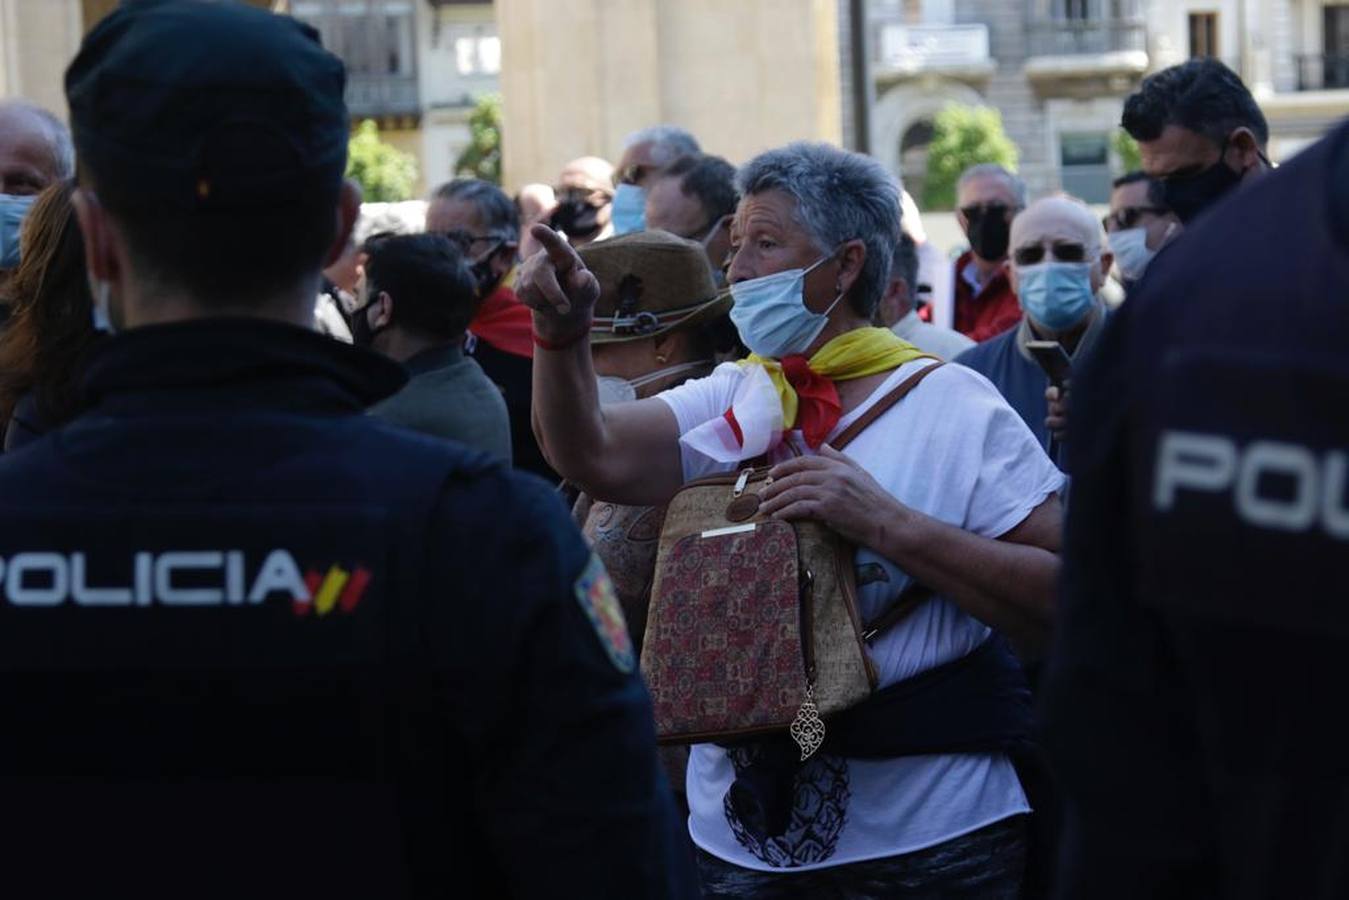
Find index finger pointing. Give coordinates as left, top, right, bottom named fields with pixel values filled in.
left=529, top=223, right=585, bottom=274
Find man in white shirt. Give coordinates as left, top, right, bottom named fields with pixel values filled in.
left=874, top=232, right=975, bottom=360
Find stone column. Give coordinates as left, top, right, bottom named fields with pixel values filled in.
left=497, top=0, right=842, bottom=191
left=0, top=0, right=84, bottom=115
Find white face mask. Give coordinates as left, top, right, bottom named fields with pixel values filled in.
left=89, top=278, right=115, bottom=333
left=596, top=360, right=713, bottom=406
left=1107, top=227, right=1157, bottom=282
left=596, top=375, right=637, bottom=406
left=728, top=254, right=843, bottom=358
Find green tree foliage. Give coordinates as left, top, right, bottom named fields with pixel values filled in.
left=455, top=94, right=503, bottom=185
left=1113, top=128, right=1143, bottom=174
left=346, top=119, right=418, bottom=202
left=921, top=105, right=1020, bottom=211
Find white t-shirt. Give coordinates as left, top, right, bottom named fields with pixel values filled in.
left=657, top=358, right=1066, bottom=872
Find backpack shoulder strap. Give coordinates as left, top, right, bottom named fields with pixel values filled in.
left=831, top=360, right=945, bottom=452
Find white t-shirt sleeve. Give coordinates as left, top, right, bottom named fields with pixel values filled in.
left=654, top=363, right=746, bottom=481
left=955, top=369, right=1066, bottom=537
left=844, top=363, right=1063, bottom=541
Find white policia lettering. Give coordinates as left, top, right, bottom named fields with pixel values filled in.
left=0, top=549, right=311, bottom=607
left=1154, top=431, right=1349, bottom=538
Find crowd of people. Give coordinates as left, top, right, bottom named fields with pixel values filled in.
left=0, top=2, right=1342, bottom=899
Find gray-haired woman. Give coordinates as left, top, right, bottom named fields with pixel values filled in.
left=520, top=142, right=1062, bottom=896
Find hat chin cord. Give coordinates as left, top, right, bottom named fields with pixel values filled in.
left=627, top=360, right=715, bottom=391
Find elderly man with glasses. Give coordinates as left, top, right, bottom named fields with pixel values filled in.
left=956, top=195, right=1114, bottom=470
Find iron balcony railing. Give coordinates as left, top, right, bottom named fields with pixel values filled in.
left=1026, top=17, right=1147, bottom=57
left=346, top=72, right=421, bottom=118
left=1296, top=53, right=1349, bottom=91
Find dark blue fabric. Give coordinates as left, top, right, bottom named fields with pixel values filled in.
left=0, top=319, right=695, bottom=899
left=723, top=635, right=1033, bottom=841
left=1043, top=121, right=1349, bottom=900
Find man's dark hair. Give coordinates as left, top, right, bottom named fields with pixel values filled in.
left=364, top=233, right=478, bottom=339
left=1112, top=169, right=1169, bottom=209
left=1112, top=170, right=1149, bottom=190
left=875, top=233, right=921, bottom=327
left=431, top=178, right=519, bottom=240
left=1122, top=58, right=1269, bottom=147
left=663, top=153, right=739, bottom=225
left=890, top=231, right=919, bottom=299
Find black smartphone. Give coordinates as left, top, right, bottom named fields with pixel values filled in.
left=1025, top=340, right=1072, bottom=388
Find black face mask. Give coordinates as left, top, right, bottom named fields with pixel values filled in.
left=548, top=197, right=603, bottom=240
left=347, top=291, right=386, bottom=348
left=1162, top=142, right=1244, bottom=224
left=966, top=209, right=1011, bottom=261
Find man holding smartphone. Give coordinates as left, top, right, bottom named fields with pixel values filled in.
left=955, top=196, right=1113, bottom=469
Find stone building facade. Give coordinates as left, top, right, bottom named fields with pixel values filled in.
left=863, top=0, right=1349, bottom=207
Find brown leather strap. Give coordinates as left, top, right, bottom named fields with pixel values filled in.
left=831, top=360, right=945, bottom=452
left=862, top=582, right=933, bottom=642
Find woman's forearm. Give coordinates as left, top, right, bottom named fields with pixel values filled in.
left=871, top=501, right=1059, bottom=654
left=530, top=333, right=606, bottom=481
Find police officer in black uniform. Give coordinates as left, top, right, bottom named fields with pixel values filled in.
left=0, top=3, right=694, bottom=897
left=1041, top=110, right=1349, bottom=898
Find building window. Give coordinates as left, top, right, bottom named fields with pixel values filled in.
left=1062, top=0, right=1090, bottom=20
left=1325, top=5, right=1349, bottom=89
left=292, top=0, right=416, bottom=77
left=1060, top=132, right=1111, bottom=204
left=455, top=33, right=501, bottom=76
left=1188, top=12, right=1219, bottom=59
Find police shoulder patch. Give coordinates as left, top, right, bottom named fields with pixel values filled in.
left=574, top=553, right=635, bottom=674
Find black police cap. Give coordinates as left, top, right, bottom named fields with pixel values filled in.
left=65, top=0, right=349, bottom=212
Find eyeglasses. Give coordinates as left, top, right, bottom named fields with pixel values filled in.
left=960, top=203, right=1012, bottom=221
left=618, top=163, right=658, bottom=186
left=439, top=230, right=509, bottom=255
left=1102, top=206, right=1168, bottom=231
left=1012, top=242, right=1089, bottom=266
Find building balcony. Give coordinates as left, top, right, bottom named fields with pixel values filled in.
left=874, top=23, right=994, bottom=79
left=1027, top=17, right=1146, bottom=57
left=1024, top=18, right=1148, bottom=82
left=1296, top=53, right=1349, bottom=92
left=346, top=72, right=421, bottom=119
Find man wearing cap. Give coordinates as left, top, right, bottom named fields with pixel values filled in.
left=0, top=4, right=694, bottom=898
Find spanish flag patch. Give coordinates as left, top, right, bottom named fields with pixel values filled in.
left=574, top=554, right=634, bottom=674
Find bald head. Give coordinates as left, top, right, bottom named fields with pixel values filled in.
left=1010, top=195, right=1105, bottom=259
left=1008, top=195, right=1114, bottom=332
left=0, top=101, right=74, bottom=196
left=558, top=156, right=615, bottom=196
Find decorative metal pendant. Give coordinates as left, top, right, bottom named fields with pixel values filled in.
left=790, top=683, right=826, bottom=761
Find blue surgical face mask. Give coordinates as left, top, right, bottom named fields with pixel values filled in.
left=729, top=253, right=842, bottom=358
left=0, top=193, right=37, bottom=269
left=1016, top=260, right=1096, bottom=331
left=611, top=183, right=646, bottom=235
